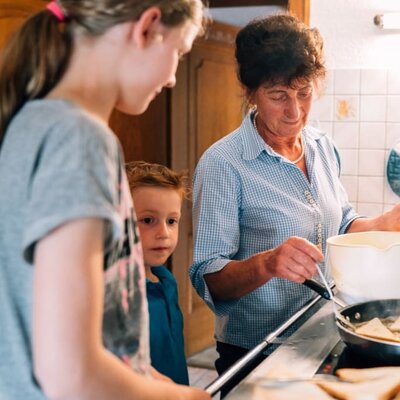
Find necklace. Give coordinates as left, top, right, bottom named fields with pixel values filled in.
left=252, top=111, right=304, bottom=164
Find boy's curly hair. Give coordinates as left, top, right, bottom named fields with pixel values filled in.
left=125, top=161, right=190, bottom=200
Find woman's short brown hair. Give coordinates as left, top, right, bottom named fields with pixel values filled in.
left=235, top=14, right=326, bottom=93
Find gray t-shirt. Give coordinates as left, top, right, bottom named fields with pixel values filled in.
left=0, top=99, right=150, bottom=399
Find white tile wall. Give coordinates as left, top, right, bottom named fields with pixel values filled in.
left=311, top=69, right=400, bottom=216
left=387, top=96, right=400, bottom=122
left=358, top=176, right=384, bottom=203
left=388, top=70, right=400, bottom=95
left=359, top=96, right=386, bottom=122
left=333, top=123, right=359, bottom=148
left=334, top=69, right=360, bottom=94
left=386, top=123, right=400, bottom=149
left=311, top=95, right=334, bottom=121
left=359, top=123, right=385, bottom=149
left=340, top=175, right=358, bottom=203
left=358, top=150, right=385, bottom=176
left=360, top=70, right=387, bottom=95
left=340, top=149, right=359, bottom=175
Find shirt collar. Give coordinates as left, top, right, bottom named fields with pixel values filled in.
left=241, top=111, right=268, bottom=160
left=240, top=111, right=326, bottom=161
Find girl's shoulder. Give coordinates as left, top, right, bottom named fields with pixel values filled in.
left=11, top=99, right=119, bottom=158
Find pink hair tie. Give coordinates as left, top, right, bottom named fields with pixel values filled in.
left=46, top=1, right=66, bottom=22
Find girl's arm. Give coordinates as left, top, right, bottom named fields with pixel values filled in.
left=33, top=217, right=209, bottom=400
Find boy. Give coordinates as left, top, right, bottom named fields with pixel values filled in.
left=126, top=161, right=190, bottom=385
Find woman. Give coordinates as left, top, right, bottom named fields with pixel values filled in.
left=0, top=1, right=210, bottom=399
left=190, top=14, right=400, bottom=397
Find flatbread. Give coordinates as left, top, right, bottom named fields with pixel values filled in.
left=317, top=375, right=400, bottom=400
left=391, top=316, right=400, bottom=332
left=336, top=367, right=400, bottom=382
left=394, top=392, right=400, bottom=400
left=355, top=317, right=400, bottom=343
left=254, top=382, right=334, bottom=400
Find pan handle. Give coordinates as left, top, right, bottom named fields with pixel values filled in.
left=303, top=279, right=332, bottom=300
left=304, top=279, right=347, bottom=308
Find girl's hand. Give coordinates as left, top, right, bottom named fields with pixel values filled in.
left=149, top=367, right=173, bottom=382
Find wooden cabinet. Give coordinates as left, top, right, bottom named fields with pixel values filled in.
left=0, top=0, right=45, bottom=48
left=109, top=96, right=168, bottom=165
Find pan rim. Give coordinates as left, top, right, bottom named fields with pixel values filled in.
left=336, top=321, right=400, bottom=347
left=336, top=298, right=400, bottom=347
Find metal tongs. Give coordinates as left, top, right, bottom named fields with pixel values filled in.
left=303, top=266, right=357, bottom=332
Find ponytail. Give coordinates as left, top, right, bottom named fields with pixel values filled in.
left=0, top=11, right=72, bottom=147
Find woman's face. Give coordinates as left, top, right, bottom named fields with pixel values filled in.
left=251, top=80, right=314, bottom=139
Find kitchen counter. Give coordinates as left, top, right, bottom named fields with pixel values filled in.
left=224, top=301, right=341, bottom=399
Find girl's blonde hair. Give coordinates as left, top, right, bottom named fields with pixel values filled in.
left=0, top=0, right=206, bottom=146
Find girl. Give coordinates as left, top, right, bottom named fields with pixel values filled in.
left=0, top=1, right=210, bottom=399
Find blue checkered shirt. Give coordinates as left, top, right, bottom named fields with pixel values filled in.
left=190, top=112, right=359, bottom=350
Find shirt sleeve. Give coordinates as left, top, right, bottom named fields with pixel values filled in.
left=331, top=143, right=362, bottom=233
left=190, top=150, right=241, bottom=316
left=339, top=185, right=362, bottom=234
left=22, top=116, right=123, bottom=263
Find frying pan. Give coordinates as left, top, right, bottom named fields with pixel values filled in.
left=304, top=279, right=400, bottom=364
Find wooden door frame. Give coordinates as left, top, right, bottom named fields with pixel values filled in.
left=289, top=0, right=310, bottom=25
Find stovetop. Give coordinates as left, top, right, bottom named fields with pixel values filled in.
left=317, top=340, right=400, bottom=375
left=225, top=301, right=400, bottom=399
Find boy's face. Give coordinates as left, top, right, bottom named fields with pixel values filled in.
left=132, top=186, right=182, bottom=269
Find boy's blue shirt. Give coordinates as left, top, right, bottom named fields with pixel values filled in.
left=146, top=265, right=189, bottom=385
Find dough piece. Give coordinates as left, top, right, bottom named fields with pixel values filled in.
left=254, top=382, right=334, bottom=400
left=394, top=392, right=400, bottom=400
left=390, top=316, right=400, bottom=332
left=317, top=375, right=400, bottom=400
left=355, top=317, right=400, bottom=343
left=336, top=367, right=400, bottom=382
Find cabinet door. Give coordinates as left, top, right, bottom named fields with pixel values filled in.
left=109, top=95, right=168, bottom=165
left=0, top=0, right=45, bottom=48
left=171, top=21, right=243, bottom=355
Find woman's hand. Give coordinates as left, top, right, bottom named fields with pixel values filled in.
left=204, top=236, right=324, bottom=300
left=348, top=203, right=400, bottom=233
left=257, top=236, right=324, bottom=283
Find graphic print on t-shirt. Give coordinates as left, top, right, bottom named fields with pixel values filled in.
left=102, top=165, right=149, bottom=374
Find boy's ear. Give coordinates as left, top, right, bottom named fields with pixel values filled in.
left=131, top=6, right=163, bottom=49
